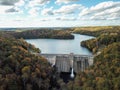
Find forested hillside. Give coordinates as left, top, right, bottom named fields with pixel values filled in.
left=0, top=35, right=60, bottom=90
left=4, top=29, right=74, bottom=39
left=73, top=26, right=120, bottom=36
left=74, top=26, right=120, bottom=53
left=67, top=42, right=120, bottom=90
left=65, top=26, right=120, bottom=90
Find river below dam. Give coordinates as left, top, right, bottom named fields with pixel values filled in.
left=26, top=34, right=94, bottom=55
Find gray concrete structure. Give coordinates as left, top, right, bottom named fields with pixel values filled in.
left=41, top=53, right=93, bottom=73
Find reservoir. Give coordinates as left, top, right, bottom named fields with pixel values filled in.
left=26, top=34, right=94, bottom=55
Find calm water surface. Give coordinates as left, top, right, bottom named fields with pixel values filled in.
left=26, top=34, right=94, bottom=55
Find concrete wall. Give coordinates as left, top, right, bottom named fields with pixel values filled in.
left=55, top=56, right=71, bottom=72
left=73, top=57, right=89, bottom=72
left=41, top=53, right=93, bottom=73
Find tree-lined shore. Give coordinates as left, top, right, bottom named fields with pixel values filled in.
left=1, top=29, right=74, bottom=39
left=65, top=26, right=120, bottom=90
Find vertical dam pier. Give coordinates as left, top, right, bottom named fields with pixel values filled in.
left=41, top=53, right=93, bottom=73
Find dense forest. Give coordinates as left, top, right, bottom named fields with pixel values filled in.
left=76, top=26, right=120, bottom=53
left=73, top=26, right=120, bottom=36
left=0, top=34, right=64, bottom=90
left=64, top=26, right=120, bottom=90
left=66, top=42, right=120, bottom=90
left=3, top=29, right=74, bottom=39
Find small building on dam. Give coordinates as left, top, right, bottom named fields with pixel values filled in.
left=41, top=53, right=93, bottom=73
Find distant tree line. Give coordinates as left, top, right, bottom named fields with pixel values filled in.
left=4, top=29, right=74, bottom=39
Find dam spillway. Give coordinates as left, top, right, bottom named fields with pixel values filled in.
left=41, top=53, right=93, bottom=73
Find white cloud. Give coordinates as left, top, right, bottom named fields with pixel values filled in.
left=28, top=8, right=39, bottom=17
left=0, top=6, right=13, bottom=14
left=80, top=1, right=120, bottom=16
left=95, top=7, right=120, bottom=16
left=0, top=0, right=19, bottom=6
left=41, top=4, right=83, bottom=16
left=79, top=1, right=120, bottom=20
left=56, top=16, right=76, bottom=21
left=90, top=1, right=120, bottom=12
left=0, top=0, right=120, bottom=27
left=41, top=7, right=53, bottom=15
left=40, top=18, right=51, bottom=21
left=56, top=0, right=79, bottom=4
left=54, top=4, right=83, bottom=15
left=29, top=0, right=50, bottom=7
left=15, top=0, right=25, bottom=6
left=5, top=7, right=19, bottom=13
left=0, top=0, right=24, bottom=14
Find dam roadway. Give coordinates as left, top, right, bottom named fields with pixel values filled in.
left=40, top=53, right=94, bottom=73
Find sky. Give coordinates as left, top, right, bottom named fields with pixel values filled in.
left=0, top=0, right=120, bottom=27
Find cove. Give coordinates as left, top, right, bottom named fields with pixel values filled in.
left=26, top=34, right=94, bottom=55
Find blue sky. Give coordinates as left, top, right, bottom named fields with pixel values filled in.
left=0, top=0, right=120, bottom=27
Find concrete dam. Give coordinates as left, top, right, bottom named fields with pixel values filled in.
left=41, top=53, right=93, bottom=73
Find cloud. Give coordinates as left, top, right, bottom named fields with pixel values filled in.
left=56, top=0, right=79, bottom=4
left=56, top=16, right=76, bottom=21
left=41, top=4, right=83, bottom=16
left=79, top=1, right=120, bottom=20
left=15, top=0, right=25, bottom=7
left=29, top=0, right=50, bottom=7
left=28, top=8, right=39, bottom=17
left=5, top=7, right=19, bottom=13
left=0, top=6, right=12, bottom=14
left=54, top=4, right=83, bottom=15
left=0, top=0, right=24, bottom=14
left=0, top=0, right=19, bottom=6
left=41, top=7, right=54, bottom=15
left=40, top=18, right=52, bottom=21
